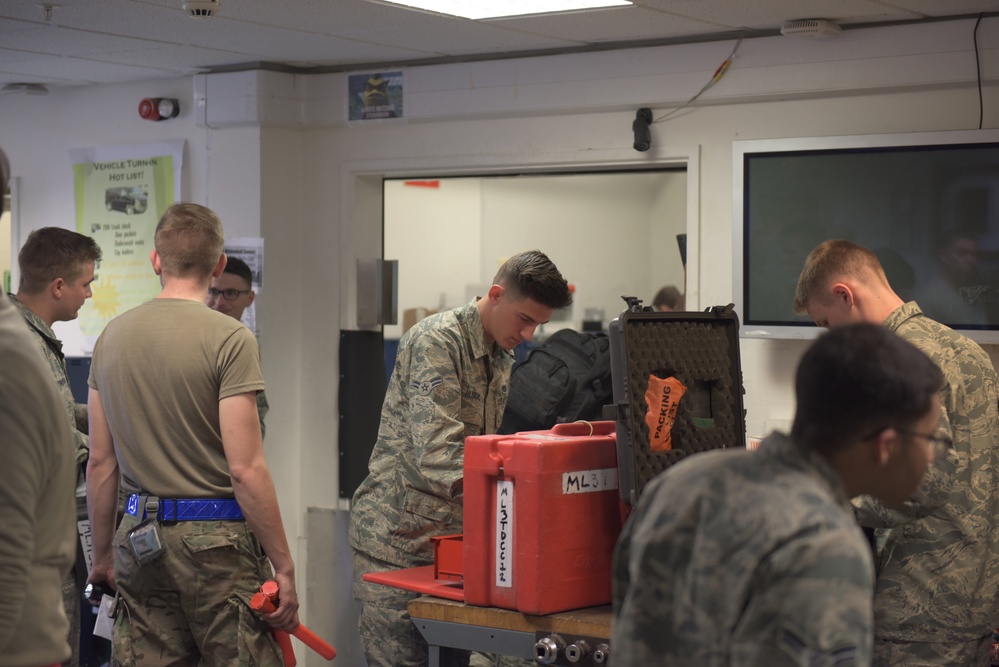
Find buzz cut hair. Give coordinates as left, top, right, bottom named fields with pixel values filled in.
left=154, top=202, right=225, bottom=278
left=793, top=239, right=889, bottom=315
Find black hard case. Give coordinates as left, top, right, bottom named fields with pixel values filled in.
left=608, top=304, right=747, bottom=505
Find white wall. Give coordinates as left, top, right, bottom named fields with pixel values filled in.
left=384, top=171, right=688, bottom=339
left=649, top=170, right=688, bottom=299
left=384, top=178, right=482, bottom=339
left=479, top=172, right=684, bottom=328
left=1, top=15, right=997, bottom=663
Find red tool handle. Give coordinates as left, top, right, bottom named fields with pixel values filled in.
left=250, top=592, right=297, bottom=666
left=275, top=630, right=297, bottom=667
left=251, top=585, right=337, bottom=661
left=288, top=624, right=336, bottom=661
left=261, top=579, right=280, bottom=600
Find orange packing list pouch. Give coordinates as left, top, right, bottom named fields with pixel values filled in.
left=644, top=375, right=687, bottom=451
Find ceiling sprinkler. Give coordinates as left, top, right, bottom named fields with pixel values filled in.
left=183, top=0, right=220, bottom=18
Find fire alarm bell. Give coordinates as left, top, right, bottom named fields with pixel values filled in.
left=138, top=98, right=180, bottom=121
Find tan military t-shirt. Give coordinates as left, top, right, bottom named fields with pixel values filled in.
left=90, top=298, right=264, bottom=497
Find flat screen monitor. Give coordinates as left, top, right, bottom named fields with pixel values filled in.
left=733, top=129, right=999, bottom=344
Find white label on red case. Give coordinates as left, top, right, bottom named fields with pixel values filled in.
left=495, top=480, right=514, bottom=588
left=563, top=468, right=619, bottom=494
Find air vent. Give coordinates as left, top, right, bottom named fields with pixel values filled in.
left=183, top=0, right=220, bottom=18
left=780, top=19, right=841, bottom=37
left=0, top=83, right=50, bottom=96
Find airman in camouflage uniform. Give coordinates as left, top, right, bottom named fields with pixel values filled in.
left=349, top=250, right=572, bottom=667
left=8, top=226, right=101, bottom=667
left=796, top=240, right=999, bottom=666
left=613, top=323, right=945, bottom=667
left=7, top=295, right=89, bottom=467
left=206, top=256, right=270, bottom=438
left=858, top=302, right=999, bottom=664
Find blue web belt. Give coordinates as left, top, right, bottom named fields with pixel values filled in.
left=126, top=494, right=244, bottom=522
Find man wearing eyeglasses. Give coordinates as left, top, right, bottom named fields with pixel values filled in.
left=207, top=256, right=269, bottom=439
left=613, top=323, right=944, bottom=667
left=794, top=239, right=999, bottom=666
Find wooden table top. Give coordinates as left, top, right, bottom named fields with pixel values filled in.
left=408, top=596, right=612, bottom=638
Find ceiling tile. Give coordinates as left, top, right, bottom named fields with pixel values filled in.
left=0, top=0, right=994, bottom=89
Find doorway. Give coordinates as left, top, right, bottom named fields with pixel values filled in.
left=383, top=169, right=688, bottom=342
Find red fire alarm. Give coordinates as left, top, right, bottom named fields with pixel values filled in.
left=138, top=98, right=180, bottom=121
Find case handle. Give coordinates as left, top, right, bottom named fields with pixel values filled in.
left=549, top=420, right=616, bottom=437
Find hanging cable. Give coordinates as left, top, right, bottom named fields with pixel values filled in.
left=974, top=13, right=984, bottom=130
left=653, top=34, right=744, bottom=124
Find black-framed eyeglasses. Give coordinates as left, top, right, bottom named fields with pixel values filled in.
left=896, top=430, right=953, bottom=457
left=207, top=287, right=251, bottom=301
left=862, top=427, right=953, bottom=458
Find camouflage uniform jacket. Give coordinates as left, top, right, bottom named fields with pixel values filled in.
left=612, top=432, right=874, bottom=667
left=349, top=300, right=513, bottom=568
left=854, top=301, right=999, bottom=642
left=7, top=293, right=88, bottom=470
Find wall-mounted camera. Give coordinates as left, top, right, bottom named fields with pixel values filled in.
left=633, top=108, right=652, bottom=152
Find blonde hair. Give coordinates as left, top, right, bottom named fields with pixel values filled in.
left=154, top=203, right=225, bottom=278
left=793, top=240, right=889, bottom=314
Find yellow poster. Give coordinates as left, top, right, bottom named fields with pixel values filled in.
left=70, top=141, right=183, bottom=345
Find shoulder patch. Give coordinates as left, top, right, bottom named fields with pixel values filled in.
left=412, top=376, right=443, bottom=396
left=779, top=627, right=858, bottom=667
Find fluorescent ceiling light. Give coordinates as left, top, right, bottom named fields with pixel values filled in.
left=377, top=0, right=632, bottom=20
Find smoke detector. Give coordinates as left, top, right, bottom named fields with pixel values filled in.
left=183, top=0, right=220, bottom=18
left=780, top=19, right=841, bottom=37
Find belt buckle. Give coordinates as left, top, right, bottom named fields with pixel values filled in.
left=158, top=498, right=177, bottom=524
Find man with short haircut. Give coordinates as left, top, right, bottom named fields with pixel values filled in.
left=86, top=202, right=299, bottom=665
left=8, top=226, right=101, bottom=667
left=350, top=250, right=573, bottom=667
left=794, top=239, right=999, bottom=666
left=613, top=323, right=945, bottom=666
left=207, top=255, right=269, bottom=438
left=0, top=148, right=78, bottom=667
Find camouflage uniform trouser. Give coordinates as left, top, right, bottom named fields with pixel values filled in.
left=352, top=550, right=464, bottom=667
left=872, top=635, right=992, bottom=666
left=112, top=512, right=283, bottom=667
left=352, top=551, right=533, bottom=667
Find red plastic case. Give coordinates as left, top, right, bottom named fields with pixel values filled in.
left=462, top=420, right=623, bottom=614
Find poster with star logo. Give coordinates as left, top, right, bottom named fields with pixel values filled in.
left=69, top=140, right=183, bottom=350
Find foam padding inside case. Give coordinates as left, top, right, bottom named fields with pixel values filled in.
left=621, top=318, right=743, bottom=497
